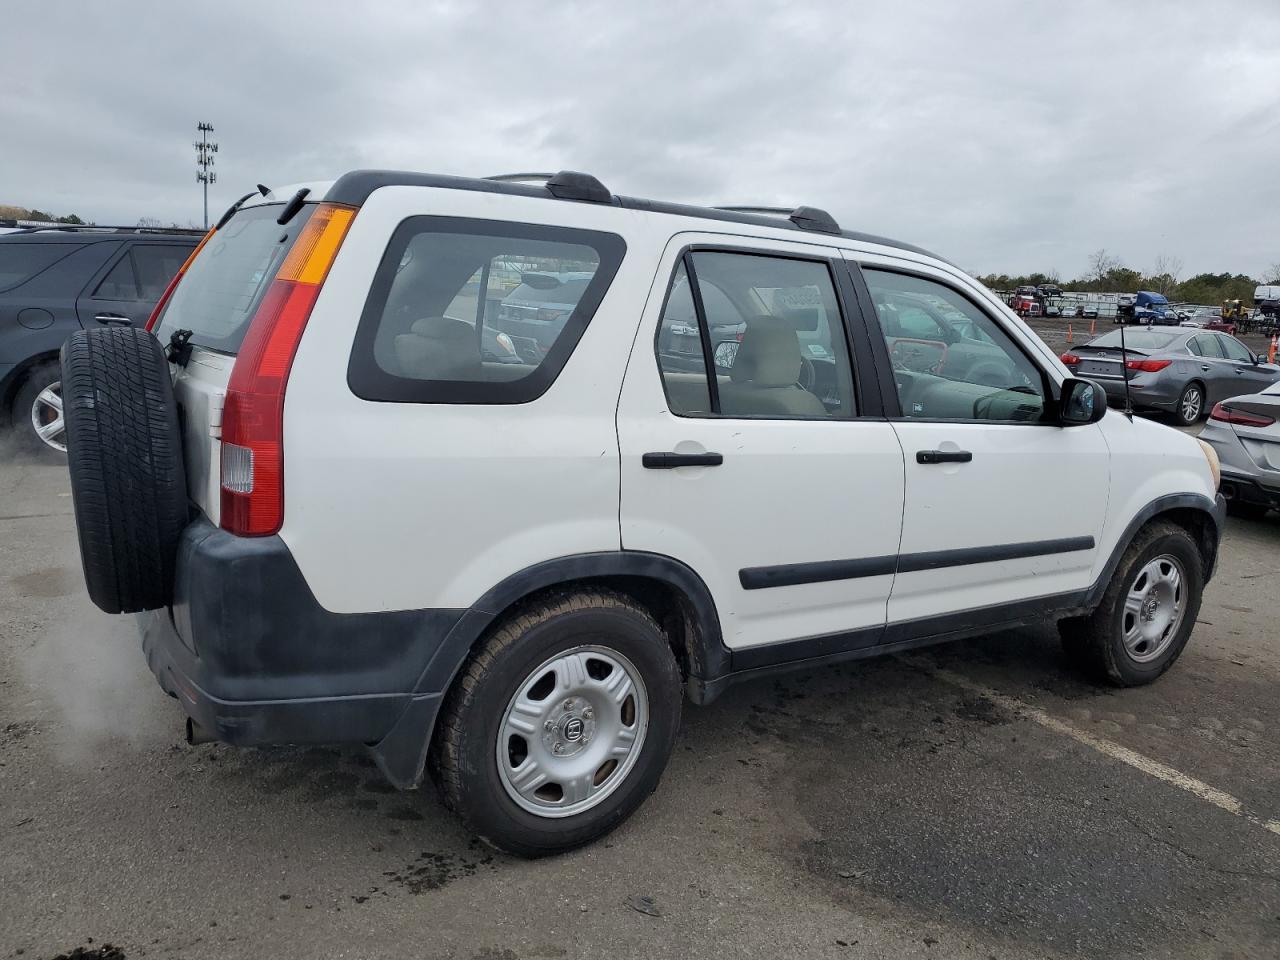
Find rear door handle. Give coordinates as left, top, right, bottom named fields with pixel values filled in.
left=916, top=449, right=973, bottom=464
left=1200, top=364, right=1211, bottom=371
left=94, top=313, right=133, bottom=325
left=642, top=452, right=723, bottom=469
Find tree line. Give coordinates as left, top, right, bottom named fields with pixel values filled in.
left=976, top=249, right=1280, bottom=304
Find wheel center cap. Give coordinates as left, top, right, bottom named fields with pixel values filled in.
left=563, top=717, right=584, bottom=742
left=1142, top=595, right=1159, bottom=621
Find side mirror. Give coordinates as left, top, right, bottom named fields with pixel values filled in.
left=713, top=340, right=739, bottom=369
left=1060, top=377, right=1107, bottom=425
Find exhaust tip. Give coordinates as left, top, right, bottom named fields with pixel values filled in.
left=185, top=716, right=215, bottom=746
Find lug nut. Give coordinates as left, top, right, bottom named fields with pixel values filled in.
left=582, top=707, right=594, bottom=720
left=563, top=699, right=574, bottom=711
left=553, top=743, right=564, bottom=755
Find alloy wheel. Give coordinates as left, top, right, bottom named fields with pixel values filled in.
left=30, top=381, right=66, bottom=453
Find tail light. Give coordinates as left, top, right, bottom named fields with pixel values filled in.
left=1060, top=352, right=1080, bottom=366
left=1209, top=402, right=1276, bottom=427
left=145, top=228, right=215, bottom=332
left=1125, top=359, right=1172, bottom=373
left=536, top=308, right=566, bottom=323
left=220, top=203, right=356, bottom=536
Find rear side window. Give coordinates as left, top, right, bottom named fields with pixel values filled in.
left=92, top=244, right=191, bottom=301
left=0, top=242, right=78, bottom=292
left=348, top=217, right=625, bottom=404
left=155, top=205, right=316, bottom=353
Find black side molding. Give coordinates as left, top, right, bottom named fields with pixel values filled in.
left=740, top=536, right=1095, bottom=590
left=897, top=536, right=1095, bottom=573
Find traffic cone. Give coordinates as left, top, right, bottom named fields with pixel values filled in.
left=1066, top=323, right=1073, bottom=345
left=1089, top=318, right=1096, bottom=336
left=1269, top=335, right=1278, bottom=365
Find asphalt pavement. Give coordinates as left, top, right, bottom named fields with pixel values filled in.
left=2, top=452, right=1279, bottom=960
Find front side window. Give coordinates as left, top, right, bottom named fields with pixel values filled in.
left=864, top=269, right=1047, bottom=422
left=1218, top=335, right=1253, bottom=363
left=655, top=251, right=855, bottom=419
left=348, top=218, right=625, bottom=403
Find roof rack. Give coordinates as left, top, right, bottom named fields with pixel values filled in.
left=713, top=204, right=842, bottom=235
left=485, top=170, right=613, bottom=204
left=1, top=223, right=206, bottom=236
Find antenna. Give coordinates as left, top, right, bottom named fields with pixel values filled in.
left=195, top=121, right=218, bottom=229
left=1118, top=316, right=1134, bottom=421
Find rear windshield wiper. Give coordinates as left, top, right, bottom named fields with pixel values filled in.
left=214, top=185, right=271, bottom=230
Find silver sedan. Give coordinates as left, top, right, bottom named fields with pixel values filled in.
left=1061, top=327, right=1280, bottom=426
left=1198, top=383, right=1280, bottom=518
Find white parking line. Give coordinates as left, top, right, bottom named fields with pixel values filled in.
left=902, top=656, right=1280, bottom=838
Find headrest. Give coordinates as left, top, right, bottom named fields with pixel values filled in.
left=730, top=316, right=802, bottom=387
left=410, top=316, right=475, bottom=341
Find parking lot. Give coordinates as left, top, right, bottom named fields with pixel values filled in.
left=2, top=443, right=1278, bottom=959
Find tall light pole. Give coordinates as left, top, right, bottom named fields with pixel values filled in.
left=195, top=121, right=218, bottom=229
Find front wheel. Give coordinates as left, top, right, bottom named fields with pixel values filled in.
left=1060, top=520, right=1203, bottom=686
left=1175, top=382, right=1205, bottom=426
left=431, top=591, right=682, bottom=857
left=13, top=363, right=66, bottom=456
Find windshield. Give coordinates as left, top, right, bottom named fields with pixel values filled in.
left=154, top=204, right=316, bottom=353
left=1090, top=329, right=1182, bottom=350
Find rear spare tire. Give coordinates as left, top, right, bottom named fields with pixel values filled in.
left=61, top=327, right=188, bottom=614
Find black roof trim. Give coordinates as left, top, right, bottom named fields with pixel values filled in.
left=0, top=224, right=204, bottom=237
left=322, top=169, right=942, bottom=260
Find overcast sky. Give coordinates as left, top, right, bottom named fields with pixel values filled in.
left=4, top=0, right=1278, bottom=279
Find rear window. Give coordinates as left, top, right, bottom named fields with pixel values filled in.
left=1089, top=329, right=1182, bottom=350
left=0, top=242, right=78, bottom=292
left=347, top=216, right=625, bottom=404
left=155, top=204, right=315, bottom=353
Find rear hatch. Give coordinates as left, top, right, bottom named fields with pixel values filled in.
left=151, top=200, right=319, bottom=524
left=1220, top=389, right=1280, bottom=478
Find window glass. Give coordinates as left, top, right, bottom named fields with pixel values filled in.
left=131, top=244, right=191, bottom=300
left=656, top=262, right=712, bottom=414
left=864, top=269, right=1046, bottom=422
left=0, top=242, right=77, bottom=292
left=1218, top=335, right=1253, bottom=362
left=348, top=218, right=625, bottom=403
left=94, top=255, right=138, bottom=299
left=656, top=251, right=854, bottom=419
left=1194, top=335, right=1225, bottom=358
left=1090, top=329, right=1181, bottom=350
left=156, top=204, right=315, bottom=353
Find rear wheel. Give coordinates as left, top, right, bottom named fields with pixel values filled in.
left=432, top=590, right=682, bottom=857
left=1175, top=381, right=1205, bottom=426
left=1060, top=521, right=1203, bottom=686
left=12, top=363, right=66, bottom=457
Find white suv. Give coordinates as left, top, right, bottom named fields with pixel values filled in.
left=60, top=170, right=1225, bottom=856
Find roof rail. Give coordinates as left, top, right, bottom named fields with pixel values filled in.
left=485, top=169, right=613, bottom=204
left=2, top=224, right=206, bottom=236
left=714, top=204, right=841, bottom=235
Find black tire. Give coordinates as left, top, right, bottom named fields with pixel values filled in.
left=1225, top=499, right=1269, bottom=520
left=431, top=590, right=682, bottom=858
left=1059, top=520, right=1203, bottom=686
left=1175, top=381, right=1205, bottom=426
left=11, top=362, right=66, bottom=458
left=61, top=327, right=188, bottom=615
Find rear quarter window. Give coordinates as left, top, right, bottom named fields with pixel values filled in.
left=0, top=242, right=80, bottom=292
left=347, top=217, right=625, bottom=404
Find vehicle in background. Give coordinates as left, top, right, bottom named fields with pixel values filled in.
left=1198, top=383, right=1280, bottom=519
left=1074, top=304, right=1100, bottom=319
left=1253, top=287, right=1280, bottom=333
left=1061, top=326, right=1280, bottom=426
left=1044, top=304, right=1062, bottom=318
left=1114, top=293, right=1137, bottom=323
left=1011, top=291, right=1041, bottom=317
left=491, top=271, right=595, bottom=363
left=0, top=226, right=200, bottom=455
left=1036, top=283, right=1063, bottom=299
left=1133, top=291, right=1179, bottom=325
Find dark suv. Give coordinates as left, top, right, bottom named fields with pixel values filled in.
left=0, top=227, right=200, bottom=454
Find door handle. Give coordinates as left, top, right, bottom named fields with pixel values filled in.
left=642, top=452, right=723, bottom=469
left=1200, top=364, right=1211, bottom=371
left=94, top=313, right=133, bottom=325
left=917, top=449, right=973, bottom=464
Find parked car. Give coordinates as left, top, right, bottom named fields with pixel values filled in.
left=1132, top=291, right=1179, bottom=326
left=1, top=226, right=200, bottom=454
left=1044, top=304, right=1062, bottom=318
left=59, top=169, right=1225, bottom=857
left=1074, top=304, right=1099, bottom=319
left=1198, top=384, right=1280, bottom=519
left=1061, top=327, right=1280, bottom=425
left=490, top=271, right=595, bottom=363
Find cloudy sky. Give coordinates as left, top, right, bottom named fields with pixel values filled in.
left=4, top=0, right=1278, bottom=280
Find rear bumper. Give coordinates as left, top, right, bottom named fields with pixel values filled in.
left=1219, top=470, right=1280, bottom=508
left=1096, top=376, right=1181, bottom=409
left=140, top=517, right=464, bottom=785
